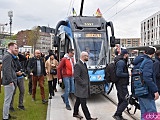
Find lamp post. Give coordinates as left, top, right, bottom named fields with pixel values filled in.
left=8, top=11, right=13, bottom=38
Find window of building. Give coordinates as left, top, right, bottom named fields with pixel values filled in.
left=147, top=20, right=150, bottom=30
left=151, top=18, right=153, bottom=28
left=159, top=27, right=160, bottom=38
left=157, top=15, right=159, bottom=26
left=151, top=30, right=153, bottom=39
left=159, top=14, right=160, bottom=25
left=144, top=32, right=146, bottom=40
left=148, top=31, right=150, bottom=39
left=144, top=22, right=146, bottom=31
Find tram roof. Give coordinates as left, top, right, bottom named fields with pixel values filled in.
left=67, top=16, right=107, bottom=30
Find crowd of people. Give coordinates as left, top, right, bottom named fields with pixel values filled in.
left=2, top=42, right=160, bottom=120
left=112, top=46, right=160, bottom=120
left=1, top=42, right=98, bottom=120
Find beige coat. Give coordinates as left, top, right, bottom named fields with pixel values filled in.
left=45, top=58, right=58, bottom=81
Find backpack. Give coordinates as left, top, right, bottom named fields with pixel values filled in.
left=105, top=62, right=119, bottom=94
left=106, top=62, right=118, bottom=83
left=131, top=58, right=148, bottom=97
left=127, top=58, right=148, bottom=115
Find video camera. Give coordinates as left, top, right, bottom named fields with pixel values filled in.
left=125, top=94, right=140, bottom=115
left=16, top=69, right=27, bottom=77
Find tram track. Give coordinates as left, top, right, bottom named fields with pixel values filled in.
left=69, top=93, right=140, bottom=120
left=102, top=93, right=139, bottom=120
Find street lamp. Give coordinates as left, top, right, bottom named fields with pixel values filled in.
left=8, top=11, right=13, bottom=38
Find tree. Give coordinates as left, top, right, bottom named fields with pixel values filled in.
left=26, top=26, right=40, bottom=52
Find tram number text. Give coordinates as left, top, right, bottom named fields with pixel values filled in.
left=84, top=23, right=94, bottom=26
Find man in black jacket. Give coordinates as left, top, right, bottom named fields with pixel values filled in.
left=27, top=50, right=47, bottom=104
left=153, top=50, right=160, bottom=94
left=113, top=49, right=130, bottom=120
left=10, top=53, right=27, bottom=111
left=73, top=51, right=97, bottom=120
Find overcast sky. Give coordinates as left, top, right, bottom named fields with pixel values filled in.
left=0, top=0, right=160, bottom=38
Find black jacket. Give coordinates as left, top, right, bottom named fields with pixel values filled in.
left=27, top=57, right=46, bottom=76
left=153, top=56, right=160, bottom=90
left=115, top=55, right=129, bottom=85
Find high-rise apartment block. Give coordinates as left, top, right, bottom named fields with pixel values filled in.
left=141, top=11, right=160, bottom=46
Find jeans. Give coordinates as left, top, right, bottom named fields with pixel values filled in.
left=138, top=97, right=157, bottom=120
left=62, top=77, right=75, bottom=106
left=10, top=77, right=25, bottom=107
left=3, top=84, right=15, bottom=119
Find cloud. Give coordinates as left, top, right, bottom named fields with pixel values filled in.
left=0, top=0, right=160, bottom=38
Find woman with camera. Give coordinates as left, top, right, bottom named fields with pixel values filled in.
left=45, top=53, right=58, bottom=99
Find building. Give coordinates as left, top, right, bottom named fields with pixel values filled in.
left=141, top=11, right=160, bottom=46
left=35, top=26, right=55, bottom=55
left=19, top=45, right=32, bottom=54
left=120, top=38, right=140, bottom=48
left=35, top=32, right=52, bottom=55
left=16, top=26, right=55, bottom=55
left=16, top=30, right=30, bottom=47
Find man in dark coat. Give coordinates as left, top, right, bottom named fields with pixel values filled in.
left=113, top=49, right=130, bottom=120
left=73, top=51, right=97, bottom=120
left=27, top=50, right=47, bottom=104
left=153, top=50, right=160, bottom=94
left=133, top=47, right=159, bottom=119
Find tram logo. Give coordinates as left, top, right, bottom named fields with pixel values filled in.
left=97, top=75, right=102, bottom=80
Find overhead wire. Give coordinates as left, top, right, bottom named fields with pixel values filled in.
left=102, top=0, right=120, bottom=14
left=67, top=0, right=73, bottom=16
left=108, top=0, right=137, bottom=19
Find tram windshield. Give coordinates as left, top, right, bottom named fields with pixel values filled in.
left=74, top=33, right=107, bottom=66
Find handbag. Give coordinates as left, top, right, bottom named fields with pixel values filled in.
left=50, top=69, right=57, bottom=75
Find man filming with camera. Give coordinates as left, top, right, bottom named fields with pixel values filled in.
left=10, top=52, right=27, bottom=111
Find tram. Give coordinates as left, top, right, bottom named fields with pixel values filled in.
left=53, top=0, right=118, bottom=94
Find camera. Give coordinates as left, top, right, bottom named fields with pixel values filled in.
left=21, top=72, right=27, bottom=77
left=20, top=69, right=27, bottom=77
left=126, top=94, right=140, bottom=108
left=125, top=94, right=140, bottom=114
left=16, top=69, right=27, bottom=77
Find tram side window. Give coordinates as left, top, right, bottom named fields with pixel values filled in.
left=59, top=36, right=73, bottom=59
left=60, top=40, right=65, bottom=59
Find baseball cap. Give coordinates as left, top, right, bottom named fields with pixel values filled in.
left=121, top=49, right=129, bottom=55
